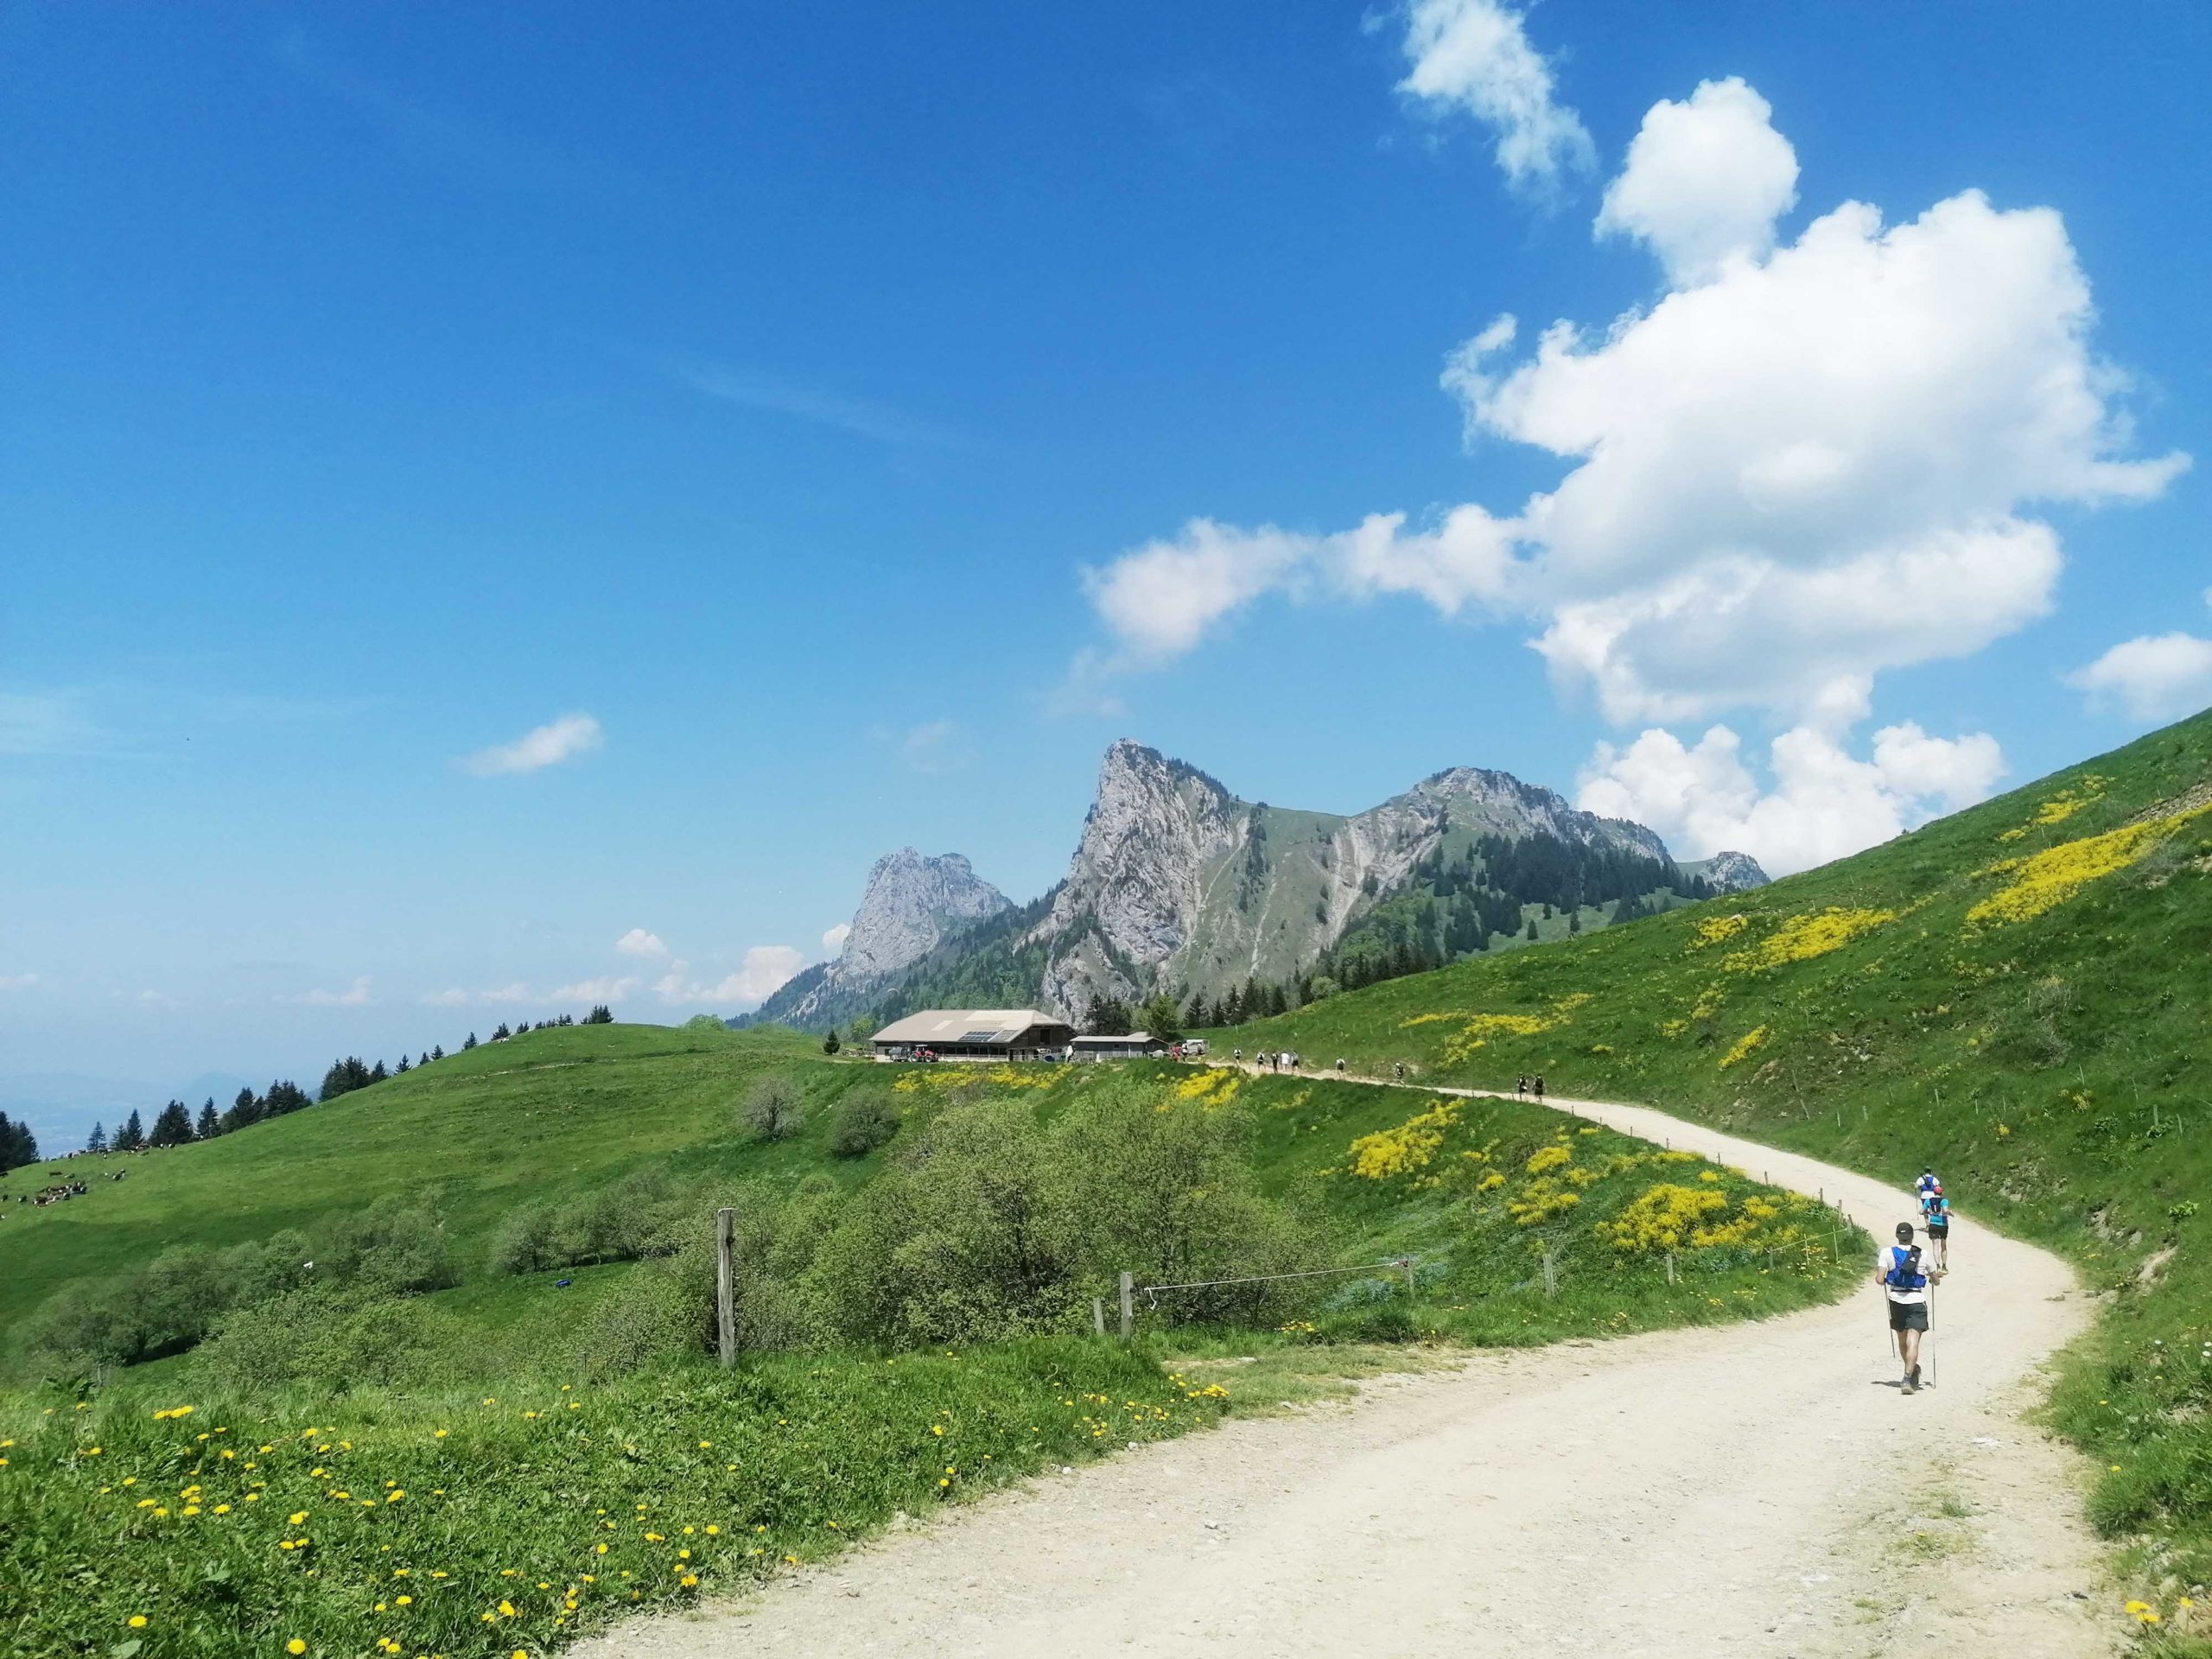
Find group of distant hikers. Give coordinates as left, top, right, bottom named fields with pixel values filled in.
left=1880, top=1167, right=1955, bottom=1395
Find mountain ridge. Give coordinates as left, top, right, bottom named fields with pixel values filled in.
left=779, top=740, right=1764, bottom=1030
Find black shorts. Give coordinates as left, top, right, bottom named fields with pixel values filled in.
left=1887, top=1300, right=1929, bottom=1332
left=1928, top=1223, right=1948, bottom=1239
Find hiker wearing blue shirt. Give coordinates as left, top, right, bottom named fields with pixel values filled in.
left=1922, top=1190, right=1952, bottom=1270
left=1877, top=1221, right=1945, bottom=1394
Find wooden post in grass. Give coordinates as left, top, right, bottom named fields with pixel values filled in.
left=1119, top=1271, right=1135, bottom=1342
left=1665, top=1251, right=1675, bottom=1284
left=1092, top=1296, right=1106, bottom=1336
left=1541, top=1249, right=1558, bottom=1300
left=1400, top=1255, right=1417, bottom=1303
left=715, top=1207, right=737, bottom=1370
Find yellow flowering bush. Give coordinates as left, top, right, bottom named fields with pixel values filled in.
left=1523, top=1143, right=1572, bottom=1175
left=1344, top=1100, right=1461, bottom=1181
left=1723, top=907, right=1895, bottom=972
left=1967, top=804, right=2211, bottom=925
left=1506, top=1179, right=1580, bottom=1226
left=1599, top=1182, right=1731, bottom=1252
left=1690, top=912, right=1750, bottom=949
left=1717, top=1027, right=1769, bottom=1070
left=1169, top=1069, right=1241, bottom=1109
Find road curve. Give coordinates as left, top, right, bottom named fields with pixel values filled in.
left=575, top=1085, right=2117, bottom=1659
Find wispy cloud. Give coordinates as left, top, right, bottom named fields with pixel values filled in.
left=613, top=928, right=669, bottom=958
left=549, top=975, right=641, bottom=1003
left=0, top=972, right=40, bottom=992
left=896, top=719, right=976, bottom=773
left=0, top=691, right=105, bottom=757
left=281, top=976, right=375, bottom=1007
left=274, top=31, right=607, bottom=193
left=675, top=363, right=980, bottom=454
left=461, top=713, right=603, bottom=778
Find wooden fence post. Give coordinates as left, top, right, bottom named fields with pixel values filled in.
left=1092, top=1296, right=1106, bottom=1337
left=715, top=1207, right=737, bottom=1370
left=1400, top=1256, right=1417, bottom=1303
left=1541, top=1249, right=1557, bottom=1300
left=1665, top=1251, right=1675, bottom=1284
left=1118, top=1271, right=1135, bottom=1342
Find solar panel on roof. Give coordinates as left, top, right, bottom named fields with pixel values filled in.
left=958, top=1029, right=1002, bottom=1044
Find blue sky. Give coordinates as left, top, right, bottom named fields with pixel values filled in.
left=3, top=1, right=2208, bottom=1141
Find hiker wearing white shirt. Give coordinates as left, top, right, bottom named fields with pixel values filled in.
left=1876, top=1221, right=1945, bottom=1394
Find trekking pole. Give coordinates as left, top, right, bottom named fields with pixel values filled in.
left=1924, top=1283, right=1937, bottom=1389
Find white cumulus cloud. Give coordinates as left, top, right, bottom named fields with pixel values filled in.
left=282, top=976, right=374, bottom=1007
left=1395, top=0, right=1594, bottom=193
left=1596, top=77, right=1798, bottom=285
left=653, top=946, right=805, bottom=1009
left=613, top=928, right=668, bottom=958
left=2065, top=625, right=2212, bottom=723
left=1069, top=84, right=2187, bottom=731
left=461, top=712, right=603, bottom=777
left=1577, top=721, right=2006, bottom=876
left=822, top=922, right=852, bottom=952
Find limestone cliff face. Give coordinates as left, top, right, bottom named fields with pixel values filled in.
left=842, top=849, right=1008, bottom=980
left=1681, top=849, right=1772, bottom=893
left=1033, top=741, right=1244, bottom=1017
left=752, top=849, right=1007, bottom=1028
left=1027, top=743, right=1675, bottom=1020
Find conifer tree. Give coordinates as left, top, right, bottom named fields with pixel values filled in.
left=195, top=1099, right=220, bottom=1140
left=0, top=1110, right=35, bottom=1172
left=113, top=1109, right=146, bottom=1151
left=822, top=1029, right=842, bottom=1055
left=492, top=1023, right=512, bottom=1042
left=149, top=1099, right=194, bottom=1147
left=395, top=1054, right=411, bottom=1073
left=370, top=1059, right=388, bottom=1082
left=431, top=1045, right=445, bottom=1061
left=1525, top=918, right=1539, bottom=941
left=86, top=1122, right=108, bottom=1154
left=463, top=1033, right=478, bottom=1050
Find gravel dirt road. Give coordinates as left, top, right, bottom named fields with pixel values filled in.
left=575, top=1089, right=2117, bottom=1659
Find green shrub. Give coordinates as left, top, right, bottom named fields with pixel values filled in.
left=827, top=1090, right=900, bottom=1158
left=318, top=1195, right=458, bottom=1294
left=741, top=1072, right=806, bottom=1141
left=193, top=1287, right=471, bottom=1393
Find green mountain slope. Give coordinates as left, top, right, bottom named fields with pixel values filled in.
left=0, top=1022, right=817, bottom=1363
left=1236, top=706, right=2212, bottom=1592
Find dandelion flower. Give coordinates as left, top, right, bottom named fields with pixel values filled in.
left=288, top=1643, right=307, bottom=1655
left=128, top=1616, right=148, bottom=1629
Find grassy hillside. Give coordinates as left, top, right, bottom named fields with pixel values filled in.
left=0, top=1027, right=1861, bottom=1658
left=0, top=1021, right=819, bottom=1363
left=1237, top=706, right=2212, bottom=1626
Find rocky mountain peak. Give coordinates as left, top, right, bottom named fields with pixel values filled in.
left=1687, top=849, right=1772, bottom=893
left=842, top=849, right=1009, bottom=982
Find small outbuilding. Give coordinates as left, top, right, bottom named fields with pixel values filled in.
left=1067, top=1032, right=1167, bottom=1062
left=869, top=1009, right=1075, bottom=1063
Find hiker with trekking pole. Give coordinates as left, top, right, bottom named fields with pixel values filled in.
left=1877, top=1220, right=1946, bottom=1394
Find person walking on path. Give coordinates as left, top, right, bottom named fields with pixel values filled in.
left=1878, top=1221, right=1945, bottom=1394
left=1923, top=1190, right=1953, bottom=1270
left=1532, top=1076, right=1546, bottom=1104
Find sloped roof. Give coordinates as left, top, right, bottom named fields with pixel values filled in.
left=870, top=1009, right=1065, bottom=1046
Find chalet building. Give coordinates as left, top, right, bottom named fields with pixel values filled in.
left=869, top=1009, right=1075, bottom=1063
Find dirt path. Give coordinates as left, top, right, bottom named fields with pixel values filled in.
left=575, top=1087, right=2117, bottom=1659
